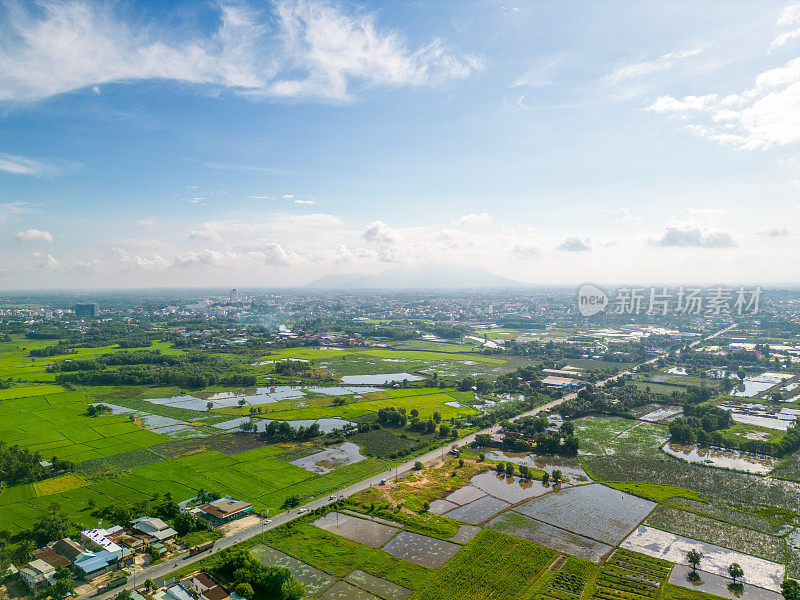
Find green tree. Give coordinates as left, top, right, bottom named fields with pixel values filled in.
left=235, top=583, right=254, bottom=600
left=542, top=472, right=550, bottom=484
left=687, top=549, right=702, bottom=573
left=552, top=469, right=562, bottom=483
left=782, top=579, right=800, bottom=600
left=728, top=563, right=743, bottom=585
left=116, top=590, right=132, bottom=600
left=281, top=578, right=305, bottom=600
left=505, top=462, right=514, bottom=476
left=144, top=579, right=155, bottom=593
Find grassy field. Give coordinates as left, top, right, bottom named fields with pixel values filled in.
left=0, top=390, right=168, bottom=463
left=260, top=521, right=430, bottom=588
left=574, top=416, right=640, bottom=456
left=586, top=549, right=671, bottom=600
left=410, top=529, right=555, bottom=600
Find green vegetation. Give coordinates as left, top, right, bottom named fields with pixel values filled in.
left=260, top=521, right=430, bottom=589
left=411, top=529, right=555, bottom=600
left=587, top=549, right=672, bottom=600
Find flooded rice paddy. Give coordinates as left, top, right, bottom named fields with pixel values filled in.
left=669, top=565, right=782, bottom=600
left=250, top=545, right=335, bottom=596
left=622, top=525, right=784, bottom=591
left=313, top=512, right=400, bottom=547
left=381, top=530, right=461, bottom=568
left=442, top=495, right=512, bottom=525
left=515, top=483, right=655, bottom=544
left=718, top=402, right=800, bottom=431
left=483, top=451, right=592, bottom=483
left=488, top=511, right=612, bottom=562
left=340, top=373, right=425, bottom=384
left=320, top=580, right=379, bottom=600
left=467, top=471, right=550, bottom=503
left=662, top=442, right=778, bottom=474
left=450, top=524, right=482, bottom=544
left=344, top=571, right=412, bottom=600
left=290, top=442, right=365, bottom=474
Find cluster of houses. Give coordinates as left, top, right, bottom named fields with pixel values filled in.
left=15, top=497, right=254, bottom=595
left=153, top=572, right=245, bottom=600
left=16, top=517, right=176, bottom=594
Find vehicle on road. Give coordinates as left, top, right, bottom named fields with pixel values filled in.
left=297, top=508, right=308, bottom=514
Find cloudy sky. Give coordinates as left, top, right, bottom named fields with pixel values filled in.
left=1, top=0, right=799, bottom=289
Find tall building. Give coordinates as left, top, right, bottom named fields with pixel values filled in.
left=229, top=288, right=239, bottom=302
left=75, top=303, right=97, bottom=318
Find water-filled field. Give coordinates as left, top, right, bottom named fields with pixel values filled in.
left=313, top=512, right=401, bottom=547
left=381, top=530, right=462, bottom=568
left=515, top=483, right=655, bottom=544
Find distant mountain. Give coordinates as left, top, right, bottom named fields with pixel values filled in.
left=305, top=264, right=531, bottom=289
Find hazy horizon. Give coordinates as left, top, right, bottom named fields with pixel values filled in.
left=2, top=1, right=799, bottom=289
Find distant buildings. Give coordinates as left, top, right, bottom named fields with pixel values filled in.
left=75, top=303, right=97, bottom=318
left=541, top=375, right=583, bottom=390
left=229, top=289, right=239, bottom=302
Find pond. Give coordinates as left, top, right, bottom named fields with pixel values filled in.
left=718, top=402, right=800, bottom=431
left=662, top=442, right=778, bottom=475
left=708, top=371, right=788, bottom=398
left=146, top=385, right=386, bottom=412
left=290, top=442, right=366, bottom=474
left=637, top=405, right=683, bottom=423
left=483, top=450, right=592, bottom=483
left=212, top=416, right=355, bottom=434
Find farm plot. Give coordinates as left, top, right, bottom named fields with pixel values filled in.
left=668, top=566, right=782, bottom=600
left=345, top=570, right=412, bottom=600
left=290, top=442, right=366, bottom=474
left=489, top=511, right=612, bottom=563
left=250, top=544, right=336, bottom=596
left=583, top=455, right=800, bottom=512
left=381, top=531, right=461, bottom=569
left=0, top=391, right=168, bottom=463
left=445, top=485, right=487, bottom=505
left=429, top=499, right=458, bottom=515
left=450, top=524, right=481, bottom=544
left=621, top=526, right=784, bottom=591
left=516, top=484, right=655, bottom=544
left=313, top=512, right=401, bottom=547
left=443, top=495, right=512, bottom=525
left=574, top=416, right=639, bottom=456
left=604, top=422, right=670, bottom=459
left=483, top=451, right=591, bottom=483
left=530, top=556, right=595, bottom=600
left=589, top=549, right=671, bottom=600
left=320, top=581, right=380, bottom=600
left=645, top=505, right=785, bottom=562
left=411, top=529, right=555, bottom=600
left=468, top=471, right=550, bottom=503
left=259, top=522, right=430, bottom=589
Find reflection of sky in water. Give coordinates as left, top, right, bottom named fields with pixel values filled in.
left=719, top=402, right=800, bottom=430
left=290, top=442, right=365, bottom=474
left=340, top=373, right=425, bottom=384
left=214, top=416, right=354, bottom=434
left=147, top=385, right=388, bottom=412
left=663, top=442, right=777, bottom=474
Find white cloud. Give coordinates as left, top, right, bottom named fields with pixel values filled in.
left=512, top=54, right=563, bottom=87
left=282, top=194, right=295, bottom=199
left=361, top=220, right=398, bottom=243
left=0, top=0, right=481, bottom=103
left=650, top=224, right=737, bottom=248
left=599, top=208, right=640, bottom=223
left=263, top=242, right=294, bottom=266
left=37, top=253, right=61, bottom=270
left=137, top=218, right=159, bottom=231
left=0, top=153, right=60, bottom=177
left=512, top=244, right=544, bottom=259
left=0, top=202, right=31, bottom=223
left=645, top=51, right=800, bottom=149
left=771, top=4, right=800, bottom=51
left=756, top=226, right=791, bottom=236
left=557, top=236, right=592, bottom=252
left=15, top=229, right=54, bottom=243
left=294, top=199, right=315, bottom=205
left=455, top=212, right=492, bottom=227
left=604, top=48, right=703, bottom=86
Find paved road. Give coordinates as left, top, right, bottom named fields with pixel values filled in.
left=90, top=323, right=735, bottom=599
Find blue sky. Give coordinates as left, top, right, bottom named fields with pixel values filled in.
left=1, top=0, right=799, bottom=288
